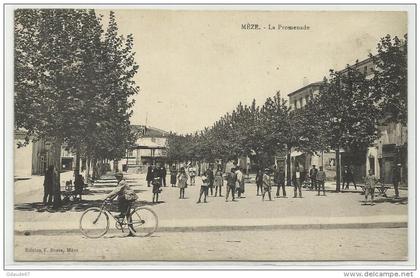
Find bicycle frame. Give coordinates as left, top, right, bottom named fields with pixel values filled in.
left=94, top=200, right=131, bottom=226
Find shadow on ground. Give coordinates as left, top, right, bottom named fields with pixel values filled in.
left=14, top=199, right=160, bottom=213
left=82, top=189, right=148, bottom=195
left=358, top=197, right=408, bottom=205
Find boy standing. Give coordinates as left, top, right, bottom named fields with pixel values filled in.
left=262, top=168, right=272, bottom=201
left=364, top=169, right=377, bottom=206
left=197, top=175, right=209, bottom=203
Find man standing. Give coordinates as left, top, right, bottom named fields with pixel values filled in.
left=205, top=164, right=215, bottom=196
left=43, top=165, right=54, bottom=205
left=392, top=163, right=401, bottom=199
left=293, top=166, right=302, bottom=198
left=309, top=165, right=318, bottom=191
left=225, top=168, right=236, bottom=202
left=275, top=166, right=286, bottom=198
left=235, top=167, right=244, bottom=198
left=348, top=166, right=357, bottom=190
left=161, top=164, right=167, bottom=187
left=146, top=164, right=154, bottom=187
left=316, top=166, right=327, bottom=196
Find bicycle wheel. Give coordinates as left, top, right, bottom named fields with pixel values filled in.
left=128, top=207, right=158, bottom=237
left=79, top=207, right=110, bottom=238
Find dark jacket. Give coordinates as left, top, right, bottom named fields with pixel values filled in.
left=309, top=168, right=318, bottom=178
left=146, top=166, right=154, bottom=181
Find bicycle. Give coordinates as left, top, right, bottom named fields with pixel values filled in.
left=79, top=200, right=158, bottom=238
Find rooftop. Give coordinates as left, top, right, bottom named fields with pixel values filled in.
left=287, top=81, right=323, bottom=97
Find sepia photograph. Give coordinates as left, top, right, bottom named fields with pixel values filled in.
left=4, top=4, right=415, bottom=268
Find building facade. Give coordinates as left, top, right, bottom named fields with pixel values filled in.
left=286, top=56, right=407, bottom=185
left=123, top=125, right=169, bottom=172
left=14, top=129, right=76, bottom=178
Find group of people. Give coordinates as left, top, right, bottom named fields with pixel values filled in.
left=143, top=161, right=403, bottom=206
left=145, top=162, right=248, bottom=204
left=255, top=164, right=328, bottom=201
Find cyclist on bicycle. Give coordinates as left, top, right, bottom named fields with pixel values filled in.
left=105, top=172, right=138, bottom=222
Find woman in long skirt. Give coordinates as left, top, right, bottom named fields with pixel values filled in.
left=170, top=164, right=177, bottom=187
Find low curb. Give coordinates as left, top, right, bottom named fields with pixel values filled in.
left=15, top=221, right=407, bottom=236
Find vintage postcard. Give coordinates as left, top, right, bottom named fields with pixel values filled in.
left=6, top=4, right=415, bottom=267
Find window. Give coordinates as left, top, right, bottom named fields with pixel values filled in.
left=294, top=100, right=297, bottom=109
left=151, top=137, right=156, bottom=143
left=299, top=97, right=303, bottom=108
left=305, top=96, right=309, bottom=105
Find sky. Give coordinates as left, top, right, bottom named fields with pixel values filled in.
left=98, top=9, right=407, bottom=134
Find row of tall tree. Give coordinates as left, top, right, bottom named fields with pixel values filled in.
left=15, top=9, right=140, bottom=205
left=167, top=34, right=407, bottom=192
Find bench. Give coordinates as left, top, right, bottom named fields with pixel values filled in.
left=62, top=179, right=86, bottom=201
left=360, top=184, right=392, bottom=197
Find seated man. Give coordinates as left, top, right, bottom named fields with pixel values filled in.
left=106, top=172, right=139, bottom=235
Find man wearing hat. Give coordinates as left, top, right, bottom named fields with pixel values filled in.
left=106, top=172, right=139, bottom=229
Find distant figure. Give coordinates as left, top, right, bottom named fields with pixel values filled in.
left=74, top=174, right=84, bottom=200
left=276, top=166, right=286, bottom=198
left=214, top=164, right=224, bottom=197
left=146, top=164, right=154, bottom=187
left=364, top=169, right=377, bottom=206
left=50, top=166, right=61, bottom=209
left=170, top=164, right=177, bottom=187
left=197, top=175, right=209, bottom=204
left=342, top=165, right=357, bottom=190
left=43, top=165, right=54, bottom=205
left=293, top=167, right=302, bottom=198
left=255, top=168, right=263, bottom=196
left=392, top=163, right=402, bottom=199
left=316, top=166, right=327, bottom=196
left=177, top=167, right=188, bottom=199
left=206, top=165, right=215, bottom=196
left=160, top=164, right=167, bottom=187
left=235, top=167, right=245, bottom=198
left=225, top=168, right=236, bottom=202
left=262, top=168, right=272, bottom=201
left=309, top=165, right=318, bottom=191
left=188, top=165, right=196, bottom=186
left=152, top=175, right=162, bottom=204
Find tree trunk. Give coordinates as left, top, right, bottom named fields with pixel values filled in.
left=113, top=159, right=118, bottom=172
left=85, top=156, right=91, bottom=183
left=92, top=158, right=98, bottom=180
left=335, top=148, right=341, bottom=192
left=286, top=147, right=292, bottom=186
left=51, top=138, right=62, bottom=209
left=74, top=148, right=80, bottom=177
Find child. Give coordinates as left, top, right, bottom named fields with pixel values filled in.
left=364, top=169, right=377, bottom=206
left=255, top=169, right=263, bottom=196
left=152, top=176, right=162, bottom=203
left=197, top=175, right=208, bottom=203
left=177, top=167, right=188, bottom=199
left=262, top=168, right=272, bottom=201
